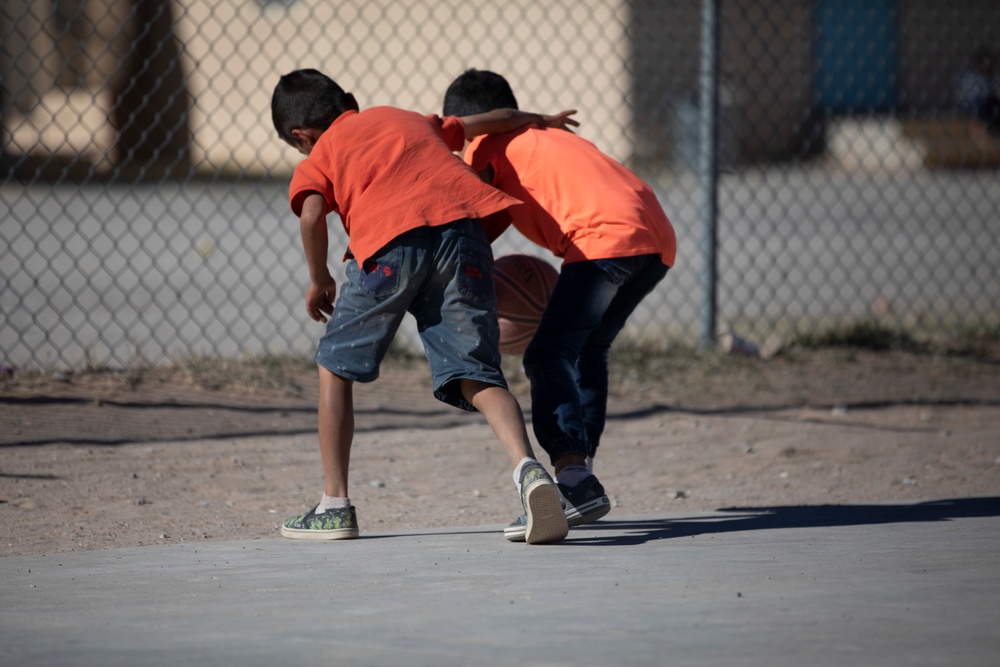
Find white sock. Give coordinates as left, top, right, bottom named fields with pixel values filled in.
left=586, top=456, right=594, bottom=473
left=318, top=494, right=350, bottom=512
left=556, top=464, right=591, bottom=487
left=512, top=457, right=536, bottom=493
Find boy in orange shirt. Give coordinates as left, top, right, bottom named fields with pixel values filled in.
left=271, top=68, right=578, bottom=544
left=443, top=69, right=677, bottom=541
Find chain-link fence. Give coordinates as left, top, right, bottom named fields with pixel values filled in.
left=2, top=0, right=999, bottom=371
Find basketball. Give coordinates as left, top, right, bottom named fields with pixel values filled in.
left=493, top=254, right=559, bottom=354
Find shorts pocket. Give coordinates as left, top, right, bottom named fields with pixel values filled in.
left=457, top=251, right=494, bottom=304
left=359, top=248, right=401, bottom=298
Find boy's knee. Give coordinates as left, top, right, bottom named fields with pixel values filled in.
left=318, top=364, right=354, bottom=388
left=458, top=378, right=497, bottom=399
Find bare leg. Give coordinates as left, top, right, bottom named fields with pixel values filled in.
left=459, top=379, right=535, bottom=466
left=460, top=379, right=567, bottom=544
left=279, top=365, right=358, bottom=540
left=318, top=365, right=354, bottom=498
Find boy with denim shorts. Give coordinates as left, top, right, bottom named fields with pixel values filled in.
left=443, top=69, right=677, bottom=541
left=270, top=68, right=578, bottom=544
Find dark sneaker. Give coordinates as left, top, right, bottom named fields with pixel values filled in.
left=504, top=461, right=568, bottom=544
left=504, top=514, right=529, bottom=542
left=280, top=505, right=359, bottom=540
left=559, top=475, right=611, bottom=526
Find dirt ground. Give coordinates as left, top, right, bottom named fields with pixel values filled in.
left=2, top=347, right=999, bottom=557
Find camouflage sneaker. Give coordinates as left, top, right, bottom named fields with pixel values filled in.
left=559, top=474, right=611, bottom=526
left=503, top=461, right=568, bottom=544
left=280, top=504, right=359, bottom=540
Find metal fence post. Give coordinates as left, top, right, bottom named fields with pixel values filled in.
left=698, top=0, right=720, bottom=350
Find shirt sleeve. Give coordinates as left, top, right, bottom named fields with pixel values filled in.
left=428, top=114, right=467, bottom=152
left=288, top=159, right=335, bottom=217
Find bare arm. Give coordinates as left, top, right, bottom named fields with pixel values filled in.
left=298, top=193, right=337, bottom=323
left=473, top=164, right=513, bottom=242
left=460, top=108, right=578, bottom=139
left=479, top=209, right=513, bottom=243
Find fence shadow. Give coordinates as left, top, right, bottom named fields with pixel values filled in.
left=566, top=497, right=1000, bottom=546
left=3, top=392, right=999, bottom=447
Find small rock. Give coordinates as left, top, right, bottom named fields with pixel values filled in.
left=369, top=479, right=386, bottom=488
left=759, top=335, right=786, bottom=360
left=718, top=333, right=759, bottom=358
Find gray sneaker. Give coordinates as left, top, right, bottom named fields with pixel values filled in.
left=506, top=473, right=611, bottom=540
left=280, top=504, right=359, bottom=540
left=559, top=475, right=611, bottom=526
left=504, top=461, right=568, bottom=544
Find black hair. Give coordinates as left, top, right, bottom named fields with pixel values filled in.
left=271, top=69, right=356, bottom=145
left=443, top=69, right=519, bottom=117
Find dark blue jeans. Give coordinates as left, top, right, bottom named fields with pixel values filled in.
left=523, top=254, right=668, bottom=466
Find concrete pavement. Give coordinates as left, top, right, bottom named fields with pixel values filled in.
left=2, top=498, right=999, bottom=666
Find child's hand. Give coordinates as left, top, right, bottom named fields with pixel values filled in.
left=305, top=278, right=337, bottom=323
left=539, top=110, right=579, bottom=131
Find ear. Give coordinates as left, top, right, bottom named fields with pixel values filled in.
left=290, top=128, right=320, bottom=149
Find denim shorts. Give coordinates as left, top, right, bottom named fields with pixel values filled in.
left=315, top=218, right=507, bottom=411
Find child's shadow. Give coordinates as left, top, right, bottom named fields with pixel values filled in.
left=566, top=496, right=1000, bottom=546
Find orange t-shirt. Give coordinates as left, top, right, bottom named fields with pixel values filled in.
left=289, top=107, right=521, bottom=265
left=465, top=127, right=676, bottom=267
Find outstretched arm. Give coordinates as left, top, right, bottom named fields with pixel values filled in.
left=460, top=108, right=578, bottom=139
